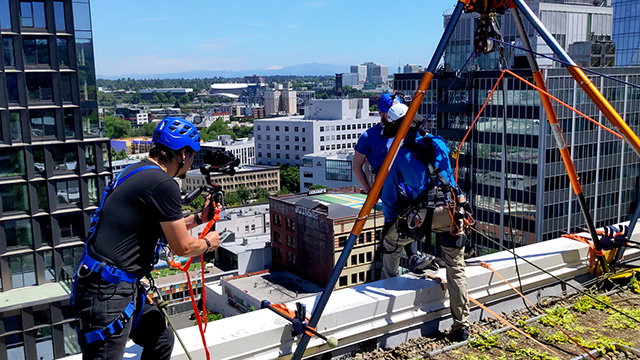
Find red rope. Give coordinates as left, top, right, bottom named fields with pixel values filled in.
left=455, top=71, right=505, bottom=183
left=167, top=206, right=221, bottom=360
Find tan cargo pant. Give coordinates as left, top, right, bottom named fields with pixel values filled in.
left=381, top=223, right=469, bottom=330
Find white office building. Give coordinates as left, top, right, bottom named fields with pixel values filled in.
left=350, top=64, right=367, bottom=83
left=194, top=135, right=255, bottom=169
left=254, top=99, right=379, bottom=166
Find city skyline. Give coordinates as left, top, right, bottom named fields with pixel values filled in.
left=90, top=1, right=453, bottom=77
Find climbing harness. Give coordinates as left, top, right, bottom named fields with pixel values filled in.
left=71, top=163, right=163, bottom=344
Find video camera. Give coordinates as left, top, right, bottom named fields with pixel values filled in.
left=182, top=149, right=240, bottom=211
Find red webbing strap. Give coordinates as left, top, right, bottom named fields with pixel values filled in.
left=562, top=233, right=605, bottom=275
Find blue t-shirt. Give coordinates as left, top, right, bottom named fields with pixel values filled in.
left=381, top=134, right=457, bottom=221
left=354, top=123, right=394, bottom=173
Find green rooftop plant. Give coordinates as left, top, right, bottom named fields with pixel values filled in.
left=468, top=330, right=500, bottom=351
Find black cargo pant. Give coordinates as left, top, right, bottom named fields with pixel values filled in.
left=73, top=274, right=175, bottom=360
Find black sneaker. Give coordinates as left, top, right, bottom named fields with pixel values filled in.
left=409, top=253, right=439, bottom=273
left=450, top=327, right=469, bottom=342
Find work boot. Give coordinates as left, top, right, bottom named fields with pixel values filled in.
left=409, top=253, right=439, bottom=273
left=449, top=327, right=469, bottom=342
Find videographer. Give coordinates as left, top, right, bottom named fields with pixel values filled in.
left=72, top=117, right=220, bottom=360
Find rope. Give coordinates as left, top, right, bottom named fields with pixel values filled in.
left=426, top=270, right=566, bottom=358
left=167, top=206, right=221, bottom=360
left=503, top=69, right=624, bottom=140
left=454, top=71, right=505, bottom=183
left=470, top=227, right=640, bottom=326
left=468, top=296, right=567, bottom=359
left=479, top=262, right=597, bottom=359
left=489, top=37, right=640, bottom=91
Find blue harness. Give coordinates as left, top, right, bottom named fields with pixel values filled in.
left=71, top=163, right=162, bottom=344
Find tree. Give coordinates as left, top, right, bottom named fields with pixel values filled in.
left=104, top=116, right=132, bottom=139
left=254, top=187, right=270, bottom=203
left=131, top=92, right=142, bottom=104
left=189, top=196, right=205, bottom=210
left=236, top=186, right=251, bottom=204
left=309, top=184, right=330, bottom=190
left=224, top=191, right=241, bottom=206
left=179, top=95, right=190, bottom=104
left=111, top=147, right=128, bottom=161
left=280, top=165, right=300, bottom=193
left=135, top=122, right=157, bottom=137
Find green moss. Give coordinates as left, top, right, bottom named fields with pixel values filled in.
left=571, top=294, right=611, bottom=314
left=468, top=331, right=500, bottom=351
left=539, top=306, right=575, bottom=327
left=604, top=306, right=640, bottom=330
left=543, top=330, right=570, bottom=344
left=507, top=330, right=520, bottom=338
left=523, top=325, right=541, bottom=338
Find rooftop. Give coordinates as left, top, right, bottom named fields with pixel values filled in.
left=223, top=269, right=323, bottom=305
left=276, top=192, right=383, bottom=220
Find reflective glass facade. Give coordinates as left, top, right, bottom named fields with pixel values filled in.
left=612, top=0, right=640, bottom=66
left=444, top=1, right=613, bottom=71
left=0, top=1, right=109, bottom=358
left=395, top=66, right=640, bottom=252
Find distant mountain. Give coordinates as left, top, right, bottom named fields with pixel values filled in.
left=98, top=63, right=350, bottom=80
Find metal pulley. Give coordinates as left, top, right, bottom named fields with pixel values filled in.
left=474, top=14, right=503, bottom=54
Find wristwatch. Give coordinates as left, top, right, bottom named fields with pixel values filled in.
left=203, top=237, right=212, bottom=252
left=194, top=213, right=203, bottom=225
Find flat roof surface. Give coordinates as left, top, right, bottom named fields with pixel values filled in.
left=279, top=192, right=383, bottom=219
left=0, top=282, right=71, bottom=312
left=225, top=270, right=322, bottom=304
left=222, top=233, right=271, bottom=254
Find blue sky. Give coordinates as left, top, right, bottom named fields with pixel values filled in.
left=90, top=1, right=454, bottom=77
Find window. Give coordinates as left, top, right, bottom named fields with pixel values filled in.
left=62, top=245, right=83, bottom=275
left=21, top=1, right=46, bottom=28
left=275, top=126, right=279, bottom=131
left=3, top=37, right=15, bottom=67
left=23, top=38, right=50, bottom=66
left=10, top=111, right=23, bottom=142
left=26, top=73, right=54, bottom=102
left=11, top=253, right=36, bottom=288
left=61, top=73, right=72, bottom=102
left=30, top=109, right=56, bottom=139
left=351, top=254, right=357, bottom=265
left=339, top=276, right=347, bottom=287
left=55, top=179, right=80, bottom=207
left=64, top=109, right=75, bottom=138
left=294, top=127, right=298, bottom=132
left=51, top=145, right=78, bottom=175
left=33, top=147, right=45, bottom=176
left=0, top=148, right=26, bottom=178
left=54, top=1, right=66, bottom=31
left=320, top=126, right=324, bottom=132
left=5, top=219, right=32, bottom=249
left=0, top=0, right=11, bottom=29
left=6, top=73, right=19, bottom=103
left=1, top=184, right=29, bottom=213
left=351, top=273, right=357, bottom=284
left=57, top=38, right=69, bottom=67
left=326, top=159, right=352, bottom=181
left=56, top=212, right=83, bottom=239
left=285, top=126, right=289, bottom=131
left=35, top=181, right=48, bottom=211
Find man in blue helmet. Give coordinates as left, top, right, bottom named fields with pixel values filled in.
left=380, top=104, right=470, bottom=342
left=353, top=94, right=436, bottom=273
left=72, top=117, right=220, bottom=359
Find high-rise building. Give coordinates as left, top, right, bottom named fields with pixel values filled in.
left=444, top=0, right=613, bottom=70
left=264, top=87, right=297, bottom=117
left=395, top=66, right=640, bottom=250
left=361, top=61, right=388, bottom=84
left=0, top=1, right=109, bottom=358
left=612, top=0, right=640, bottom=66
left=350, top=65, right=366, bottom=84
left=264, top=88, right=280, bottom=116
left=403, top=64, right=424, bottom=73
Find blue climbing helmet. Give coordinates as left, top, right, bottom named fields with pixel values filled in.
left=377, top=93, right=401, bottom=113
left=152, top=117, right=201, bottom=152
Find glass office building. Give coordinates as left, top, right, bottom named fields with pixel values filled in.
left=444, top=0, right=613, bottom=71
left=0, top=0, right=111, bottom=358
left=612, top=0, right=640, bottom=66
left=395, top=67, right=640, bottom=251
